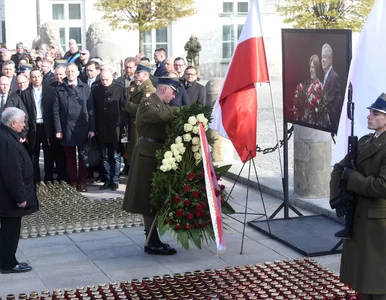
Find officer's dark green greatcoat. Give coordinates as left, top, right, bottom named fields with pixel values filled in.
left=330, top=132, right=386, bottom=294
left=122, top=93, right=177, bottom=215
left=122, top=78, right=155, bottom=163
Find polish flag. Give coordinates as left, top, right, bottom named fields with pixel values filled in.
left=332, top=0, right=386, bottom=164
left=210, top=0, right=269, bottom=163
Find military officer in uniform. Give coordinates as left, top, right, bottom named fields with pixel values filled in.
left=330, top=93, right=386, bottom=300
left=122, top=77, right=179, bottom=255
left=122, top=63, right=156, bottom=173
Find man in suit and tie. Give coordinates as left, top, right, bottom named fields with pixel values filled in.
left=321, top=43, right=342, bottom=132
left=20, top=69, right=56, bottom=182
left=84, top=60, right=100, bottom=92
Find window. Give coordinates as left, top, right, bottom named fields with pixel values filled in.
left=222, top=25, right=234, bottom=60
left=52, top=4, right=64, bottom=20
left=69, top=4, right=81, bottom=20
left=237, top=2, right=248, bottom=13
left=264, top=0, right=277, bottom=14
left=223, top=2, right=234, bottom=13
left=221, top=1, right=248, bottom=60
left=52, top=2, right=83, bottom=50
left=143, top=28, right=169, bottom=59
left=222, top=24, right=244, bottom=60
left=222, top=1, right=248, bottom=14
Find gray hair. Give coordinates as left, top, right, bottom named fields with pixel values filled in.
left=2, top=107, right=25, bottom=126
left=322, top=43, right=333, bottom=58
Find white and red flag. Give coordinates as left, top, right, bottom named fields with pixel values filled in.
left=210, top=0, right=269, bottom=163
left=332, top=0, right=386, bottom=163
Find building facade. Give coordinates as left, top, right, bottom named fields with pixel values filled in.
left=0, top=0, right=285, bottom=77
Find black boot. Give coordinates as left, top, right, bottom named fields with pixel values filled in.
left=144, top=229, right=176, bottom=255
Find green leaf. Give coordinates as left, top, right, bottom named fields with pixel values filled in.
left=178, top=230, right=189, bottom=250
left=215, top=164, right=232, bottom=177
left=221, top=202, right=236, bottom=214
left=190, top=231, right=202, bottom=249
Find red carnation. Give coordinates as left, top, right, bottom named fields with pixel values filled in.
left=176, top=209, right=183, bottom=217
left=173, top=195, right=181, bottom=203
left=184, top=199, right=191, bottom=206
left=201, top=202, right=208, bottom=209
left=215, top=190, right=221, bottom=196
left=186, top=213, right=193, bottom=220
left=221, top=198, right=225, bottom=204
left=183, top=185, right=191, bottom=192
left=195, top=204, right=202, bottom=211
left=194, top=223, right=199, bottom=229
left=216, top=175, right=221, bottom=180
left=192, top=190, right=200, bottom=198
left=220, top=184, right=226, bottom=190
left=175, top=224, right=181, bottom=230
left=184, top=224, right=190, bottom=230
left=201, top=186, right=206, bottom=193
left=201, top=222, right=207, bottom=228
left=195, top=210, right=201, bottom=217
left=201, top=211, right=206, bottom=218
left=199, top=172, right=205, bottom=178
left=187, top=172, right=195, bottom=180
left=164, top=218, right=169, bottom=224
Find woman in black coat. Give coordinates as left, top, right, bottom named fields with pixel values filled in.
left=0, top=107, right=38, bottom=273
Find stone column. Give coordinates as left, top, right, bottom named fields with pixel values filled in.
left=205, top=79, right=235, bottom=162
left=293, top=125, right=332, bottom=198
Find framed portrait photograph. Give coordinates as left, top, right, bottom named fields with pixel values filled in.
left=282, top=29, right=352, bottom=134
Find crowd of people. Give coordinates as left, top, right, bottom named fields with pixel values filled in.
left=0, top=38, right=207, bottom=192
left=0, top=38, right=209, bottom=272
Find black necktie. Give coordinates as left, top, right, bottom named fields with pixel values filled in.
left=1, top=95, right=5, bottom=111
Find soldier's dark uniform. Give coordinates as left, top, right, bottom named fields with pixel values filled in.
left=122, top=77, right=155, bottom=165
left=330, top=94, right=386, bottom=299
left=122, top=78, right=179, bottom=255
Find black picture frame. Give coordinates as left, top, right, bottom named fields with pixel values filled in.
left=282, top=29, right=352, bottom=134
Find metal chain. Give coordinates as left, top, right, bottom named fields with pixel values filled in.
left=256, top=125, right=294, bottom=154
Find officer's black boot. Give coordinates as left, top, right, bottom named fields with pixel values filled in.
left=144, top=229, right=177, bottom=255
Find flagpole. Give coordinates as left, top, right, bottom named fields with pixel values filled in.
left=266, top=82, right=284, bottom=180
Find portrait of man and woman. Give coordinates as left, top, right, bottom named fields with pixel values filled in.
left=283, top=30, right=351, bottom=134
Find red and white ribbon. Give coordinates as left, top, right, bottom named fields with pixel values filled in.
left=198, top=122, right=226, bottom=255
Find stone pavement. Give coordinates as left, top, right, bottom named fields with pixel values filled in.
left=0, top=175, right=341, bottom=297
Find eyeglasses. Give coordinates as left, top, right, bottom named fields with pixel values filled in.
left=185, top=73, right=196, bottom=76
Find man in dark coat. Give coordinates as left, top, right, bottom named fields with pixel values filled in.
left=53, top=63, right=95, bottom=192
left=10, top=43, right=25, bottom=68
left=2, top=60, right=18, bottom=93
left=183, top=66, right=206, bottom=106
left=41, top=59, right=56, bottom=88
left=93, top=69, right=126, bottom=191
left=122, top=77, right=178, bottom=256
left=330, top=94, right=386, bottom=299
left=321, top=43, right=342, bottom=132
left=0, top=76, right=29, bottom=140
left=0, top=107, right=38, bottom=274
left=153, top=48, right=167, bottom=77
left=20, top=69, right=56, bottom=182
